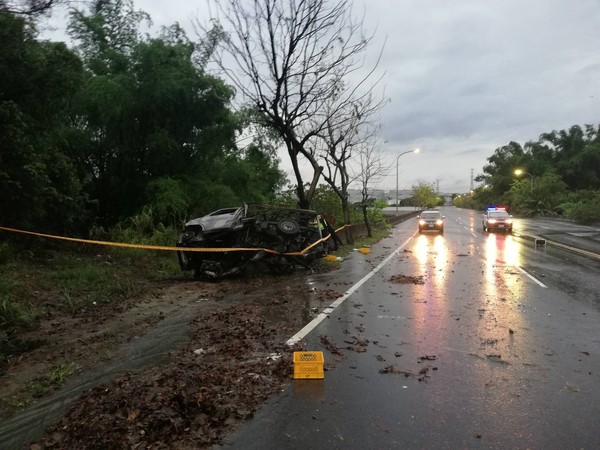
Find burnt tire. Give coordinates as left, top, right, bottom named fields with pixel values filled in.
left=278, top=219, right=300, bottom=236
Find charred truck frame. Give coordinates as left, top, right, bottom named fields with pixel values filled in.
left=176, top=204, right=334, bottom=278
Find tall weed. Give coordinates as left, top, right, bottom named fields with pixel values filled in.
left=0, top=296, right=33, bottom=332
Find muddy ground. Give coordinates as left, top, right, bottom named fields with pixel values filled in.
left=1, top=269, right=341, bottom=449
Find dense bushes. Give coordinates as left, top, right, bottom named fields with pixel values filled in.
left=0, top=6, right=285, bottom=237
left=563, top=191, right=600, bottom=224
left=472, top=125, right=600, bottom=222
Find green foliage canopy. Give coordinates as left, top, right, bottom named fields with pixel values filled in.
left=0, top=2, right=287, bottom=235
left=0, top=12, right=88, bottom=233
left=474, top=124, right=600, bottom=221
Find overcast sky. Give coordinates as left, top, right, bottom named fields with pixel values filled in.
left=40, top=0, right=600, bottom=193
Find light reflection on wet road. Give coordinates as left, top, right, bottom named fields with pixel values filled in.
left=220, top=206, right=600, bottom=450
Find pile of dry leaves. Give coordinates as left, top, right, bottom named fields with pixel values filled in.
left=30, top=303, right=297, bottom=449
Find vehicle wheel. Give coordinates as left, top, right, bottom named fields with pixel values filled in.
left=278, top=219, right=300, bottom=235
left=180, top=230, right=196, bottom=243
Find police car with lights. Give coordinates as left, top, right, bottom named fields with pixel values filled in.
left=482, top=207, right=513, bottom=233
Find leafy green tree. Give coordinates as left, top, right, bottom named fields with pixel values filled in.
left=0, top=1, right=290, bottom=240
left=412, top=183, right=441, bottom=209
left=181, top=145, right=286, bottom=217
left=0, top=11, right=88, bottom=233
left=310, top=186, right=347, bottom=225
left=476, top=141, right=530, bottom=201
left=145, top=177, right=189, bottom=228
left=505, top=172, right=567, bottom=216
left=68, top=0, right=240, bottom=226
left=525, top=141, right=554, bottom=176
left=539, top=125, right=600, bottom=190
left=453, top=186, right=495, bottom=211
left=232, top=144, right=286, bottom=203
left=563, top=190, right=600, bottom=224
left=461, top=124, right=600, bottom=220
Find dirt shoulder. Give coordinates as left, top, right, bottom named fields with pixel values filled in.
left=0, top=269, right=336, bottom=449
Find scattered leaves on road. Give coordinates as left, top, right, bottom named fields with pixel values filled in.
left=390, top=274, right=425, bottom=285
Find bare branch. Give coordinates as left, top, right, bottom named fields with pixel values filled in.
left=1, top=0, right=62, bottom=16
left=194, top=0, right=382, bottom=208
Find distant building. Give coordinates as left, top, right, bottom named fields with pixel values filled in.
left=347, top=189, right=455, bottom=206
left=387, top=189, right=414, bottom=205
left=347, top=189, right=415, bottom=205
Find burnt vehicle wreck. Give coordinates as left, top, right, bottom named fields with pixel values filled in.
left=176, top=204, right=335, bottom=278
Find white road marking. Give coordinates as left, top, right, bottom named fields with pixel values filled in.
left=286, top=234, right=415, bottom=346
left=286, top=218, right=552, bottom=346
left=516, top=266, right=548, bottom=288
left=460, top=223, right=477, bottom=237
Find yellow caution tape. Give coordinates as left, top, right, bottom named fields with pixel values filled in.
left=0, top=225, right=349, bottom=256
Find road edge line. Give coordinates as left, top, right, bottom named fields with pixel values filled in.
left=516, top=266, right=548, bottom=288
left=517, top=232, right=600, bottom=262
left=286, top=234, right=414, bottom=346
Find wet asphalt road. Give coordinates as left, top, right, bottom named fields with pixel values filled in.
left=218, top=206, right=600, bottom=449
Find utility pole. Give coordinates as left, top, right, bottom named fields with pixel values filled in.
left=395, top=148, right=420, bottom=215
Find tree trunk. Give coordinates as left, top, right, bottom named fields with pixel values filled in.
left=342, top=200, right=354, bottom=244
left=362, top=204, right=372, bottom=237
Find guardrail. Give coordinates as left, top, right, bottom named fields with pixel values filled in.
left=386, top=210, right=420, bottom=226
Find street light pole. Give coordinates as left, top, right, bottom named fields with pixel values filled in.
left=395, top=148, right=420, bottom=215
left=514, top=169, right=534, bottom=193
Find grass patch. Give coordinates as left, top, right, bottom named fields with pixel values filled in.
left=332, top=228, right=391, bottom=259
left=10, top=362, right=77, bottom=410
left=318, top=228, right=392, bottom=271
left=0, top=267, right=28, bottom=300
left=0, top=238, right=181, bottom=372
left=0, top=295, right=33, bottom=331
left=0, top=293, right=38, bottom=374
left=48, top=361, right=77, bottom=386
left=49, top=259, right=140, bottom=311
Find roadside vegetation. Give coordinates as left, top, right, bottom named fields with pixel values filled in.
left=399, top=183, right=446, bottom=209
left=453, top=125, right=600, bottom=223
left=0, top=192, right=388, bottom=378
left=0, top=228, right=181, bottom=377
left=1, top=0, right=599, bottom=429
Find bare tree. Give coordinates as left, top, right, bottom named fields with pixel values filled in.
left=318, top=91, right=387, bottom=243
left=196, top=0, right=375, bottom=209
left=1, top=0, right=62, bottom=15
left=353, top=128, right=388, bottom=237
